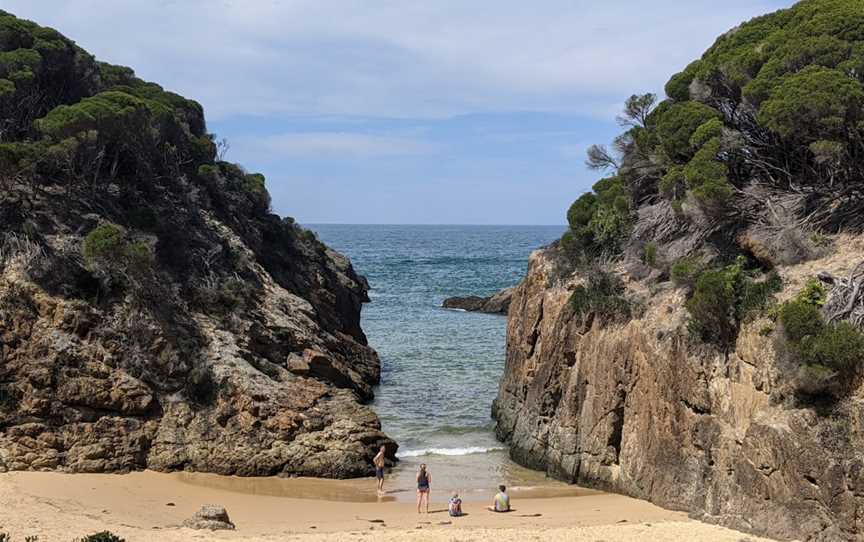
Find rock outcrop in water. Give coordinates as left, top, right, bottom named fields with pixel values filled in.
left=442, top=287, right=513, bottom=314
left=0, top=11, right=395, bottom=477
left=494, top=238, right=864, bottom=541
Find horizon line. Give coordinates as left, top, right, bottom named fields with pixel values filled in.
left=302, top=223, right=568, bottom=227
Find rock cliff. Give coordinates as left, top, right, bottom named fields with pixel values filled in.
left=493, top=237, right=864, bottom=541
left=494, top=2, right=864, bottom=539
left=0, top=11, right=395, bottom=477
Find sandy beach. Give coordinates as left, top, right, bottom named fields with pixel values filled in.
left=0, top=471, right=778, bottom=541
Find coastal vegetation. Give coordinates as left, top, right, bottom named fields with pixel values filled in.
left=560, top=0, right=864, bottom=389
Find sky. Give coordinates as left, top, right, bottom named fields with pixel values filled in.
left=5, top=0, right=793, bottom=225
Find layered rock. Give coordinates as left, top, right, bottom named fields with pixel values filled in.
left=493, top=238, right=864, bottom=542
left=0, top=12, right=395, bottom=477
left=0, top=187, right=396, bottom=477
left=443, top=287, right=513, bottom=314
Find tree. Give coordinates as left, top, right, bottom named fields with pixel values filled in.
left=655, top=101, right=722, bottom=161
left=617, top=93, right=657, bottom=128
left=585, top=144, right=618, bottom=171
left=758, top=66, right=864, bottom=143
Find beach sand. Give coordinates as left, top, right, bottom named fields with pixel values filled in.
left=0, top=471, right=778, bottom=541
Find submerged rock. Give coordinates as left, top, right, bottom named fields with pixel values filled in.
left=443, top=287, right=513, bottom=314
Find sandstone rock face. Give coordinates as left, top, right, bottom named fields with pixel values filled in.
left=443, top=287, right=513, bottom=314
left=183, top=505, right=235, bottom=530
left=493, top=243, right=864, bottom=542
left=0, top=188, right=396, bottom=479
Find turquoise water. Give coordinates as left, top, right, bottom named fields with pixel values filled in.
left=309, top=224, right=565, bottom=496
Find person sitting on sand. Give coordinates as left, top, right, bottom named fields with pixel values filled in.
left=373, top=445, right=386, bottom=494
left=448, top=491, right=463, bottom=517
left=416, top=463, right=431, bottom=514
left=489, top=485, right=510, bottom=512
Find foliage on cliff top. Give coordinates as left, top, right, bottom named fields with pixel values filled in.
left=564, top=0, right=864, bottom=264
left=0, top=10, right=270, bottom=216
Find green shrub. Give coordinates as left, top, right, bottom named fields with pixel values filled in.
left=690, top=118, right=724, bottom=149
left=686, top=266, right=738, bottom=345
left=670, top=256, right=704, bottom=286
left=659, top=166, right=686, bottom=199
left=569, top=270, right=631, bottom=324
left=665, top=60, right=702, bottom=102
left=562, top=177, right=631, bottom=258
left=655, top=101, right=722, bottom=160
left=75, top=532, right=125, bottom=542
left=758, top=66, right=864, bottom=144
left=797, top=279, right=827, bottom=306
left=685, top=259, right=780, bottom=346
left=82, top=224, right=152, bottom=277
left=82, top=223, right=125, bottom=266
left=802, top=322, right=864, bottom=372
left=643, top=242, right=658, bottom=267
left=739, top=271, right=782, bottom=316
left=683, top=138, right=733, bottom=208
left=778, top=280, right=864, bottom=395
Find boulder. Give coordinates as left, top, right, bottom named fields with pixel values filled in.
left=183, top=505, right=235, bottom=530
left=442, top=287, right=513, bottom=314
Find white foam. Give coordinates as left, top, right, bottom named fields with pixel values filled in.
left=397, top=446, right=506, bottom=458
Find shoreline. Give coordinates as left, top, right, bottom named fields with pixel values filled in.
left=0, top=470, right=780, bottom=541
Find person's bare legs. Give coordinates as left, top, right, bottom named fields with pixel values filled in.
left=425, top=490, right=430, bottom=513
left=416, top=490, right=422, bottom=513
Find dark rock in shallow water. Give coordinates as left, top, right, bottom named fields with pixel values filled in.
left=443, top=287, right=513, bottom=314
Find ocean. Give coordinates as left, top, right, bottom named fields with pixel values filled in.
left=309, top=224, right=567, bottom=499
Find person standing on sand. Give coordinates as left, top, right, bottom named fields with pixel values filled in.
left=373, top=445, right=386, bottom=494
left=416, top=463, right=431, bottom=513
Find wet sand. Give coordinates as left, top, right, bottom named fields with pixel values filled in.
left=0, top=470, right=780, bottom=541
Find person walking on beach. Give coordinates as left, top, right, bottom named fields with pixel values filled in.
left=489, top=485, right=511, bottom=512
left=373, top=445, right=386, bottom=494
left=416, top=463, right=431, bottom=513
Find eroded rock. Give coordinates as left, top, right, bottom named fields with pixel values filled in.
left=494, top=244, right=864, bottom=542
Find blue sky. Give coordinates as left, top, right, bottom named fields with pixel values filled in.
left=6, top=0, right=792, bottom=224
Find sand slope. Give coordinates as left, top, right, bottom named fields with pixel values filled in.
left=0, top=471, right=780, bottom=541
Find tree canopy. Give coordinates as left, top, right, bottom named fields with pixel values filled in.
left=562, top=0, right=864, bottom=262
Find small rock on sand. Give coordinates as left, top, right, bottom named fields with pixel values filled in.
left=183, top=504, right=235, bottom=530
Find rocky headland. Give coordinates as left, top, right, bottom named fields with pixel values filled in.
left=0, top=11, right=395, bottom=477
left=494, top=1, right=864, bottom=540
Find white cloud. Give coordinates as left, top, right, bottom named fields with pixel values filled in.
left=4, top=0, right=792, bottom=120
left=234, top=132, right=440, bottom=160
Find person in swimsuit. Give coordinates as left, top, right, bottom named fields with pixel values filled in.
left=489, top=485, right=510, bottom=512
left=373, top=445, right=386, bottom=494
left=416, top=463, right=431, bottom=513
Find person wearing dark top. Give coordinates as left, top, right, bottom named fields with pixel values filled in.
left=373, top=445, right=386, bottom=494
left=416, top=463, right=431, bottom=514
